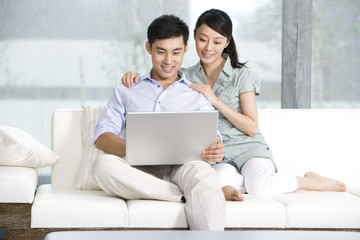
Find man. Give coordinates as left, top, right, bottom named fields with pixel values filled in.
left=92, top=14, right=226, bottom=230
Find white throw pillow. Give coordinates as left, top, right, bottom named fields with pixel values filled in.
left=75, top=106, right=126, bottom=190
left=0, top=126, right=59, bottom=168
left=75, top=106, right=104, bottom=190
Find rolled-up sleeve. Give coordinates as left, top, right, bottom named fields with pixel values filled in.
left=93, top=84, right=126, bottom=143
left=238, top=68, right=261, bottom=96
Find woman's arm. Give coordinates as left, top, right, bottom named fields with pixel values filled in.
left=190, top=84, right=258, bottom=137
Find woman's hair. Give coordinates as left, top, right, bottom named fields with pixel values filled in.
left=147, top=14, right=189, bottom=47
left=194, top=9, right=246, bottom=69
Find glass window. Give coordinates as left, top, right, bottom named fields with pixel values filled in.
left=0, top=0, right=282, bottom=184
left=312, top=0, right=360, bottom=108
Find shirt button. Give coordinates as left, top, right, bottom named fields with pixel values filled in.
left=158, top=85, right=160, bottom=87
left=158, top=101, right=161, bottom=104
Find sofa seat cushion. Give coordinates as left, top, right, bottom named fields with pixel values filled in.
left=127, top=200, right=187, bottom=228
left=274, top=191, right=360, bottom=229
left=226, top=194, right=286, bottom=228
left=0, top=166, right=37, bottom=203
left=348, top=188, right=360, bottom=197
left=31, top=184, right=128, bottom=228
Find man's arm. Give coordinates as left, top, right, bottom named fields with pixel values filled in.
left=95, top=132, right=126, bottom=157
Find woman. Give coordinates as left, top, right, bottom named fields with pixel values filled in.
left=121, top=9, right=346, bottom=201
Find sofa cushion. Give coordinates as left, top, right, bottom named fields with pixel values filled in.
left=274, top=191, right=360, bottom=228
left=348, top=188, right=360, bottom=197
left=226, top=194, right=286, bottom=228
left=127, top=200, right=187, bottom=228
left=0, top=166, right=37, bottom=203
left=0, top=126, right=58, bottom=168
left=31, top=184, right=128, bottom=228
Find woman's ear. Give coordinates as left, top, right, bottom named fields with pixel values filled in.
left=225, top=39, right=230, bottom=49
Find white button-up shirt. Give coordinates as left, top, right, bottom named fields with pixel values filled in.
left=94, top=70, right=215, bottom=142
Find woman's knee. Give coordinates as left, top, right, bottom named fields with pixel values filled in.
left=245, top=182, right=266, bottom=196
left=241, top=157, right=276, bottom=197
left=213, top=163, right=243, bottom=189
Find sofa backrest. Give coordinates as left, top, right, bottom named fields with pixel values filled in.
left=52, top=108, right=83, bottom=188
left=258, top=109, right=360, bottom=189
left=51, top=108, right=360, bottom=189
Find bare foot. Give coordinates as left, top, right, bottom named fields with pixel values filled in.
left=222, top=185, right=244, bottom=201
left=298, top=172, right=347, bottom=192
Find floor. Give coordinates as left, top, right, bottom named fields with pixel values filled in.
left=0, top=228, right=4, bottom=240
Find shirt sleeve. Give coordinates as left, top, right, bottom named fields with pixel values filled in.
left=237, top=68, right=261, bottom=96
left=197, top=93, right=216, bottom=111
left=93, top=83, right=126, bottom=143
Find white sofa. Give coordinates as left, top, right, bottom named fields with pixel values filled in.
left=3, top=108, right=360, bottom=239
left=0, top=167, right=37, bottom=237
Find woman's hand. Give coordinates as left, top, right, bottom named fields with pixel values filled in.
left=202, top=136, right=225, bottom=163
left=121, top=71, right=140, bottom=88
left=190, top=83, right=219, bottom=106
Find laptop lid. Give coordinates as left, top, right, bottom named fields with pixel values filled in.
left=125, top=110, right=218, bottom=166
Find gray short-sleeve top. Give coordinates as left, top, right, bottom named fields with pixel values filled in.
left=182, top=54, right=276, bottom=171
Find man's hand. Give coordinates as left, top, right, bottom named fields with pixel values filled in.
left=202, top=136, right=225, bottom=163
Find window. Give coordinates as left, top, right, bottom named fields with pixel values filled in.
left=312, top=0, right=360, bottom=108
left=2, top=0, right=358, bottom=184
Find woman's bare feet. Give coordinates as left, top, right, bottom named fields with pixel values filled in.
left=297, top=172, right=347, bottom=192
left=222, top=185, right=244, bottom=201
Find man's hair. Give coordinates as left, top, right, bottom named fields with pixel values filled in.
left=147, top=14, right=189, bottom=47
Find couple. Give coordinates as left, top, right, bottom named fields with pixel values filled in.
left=93, top=9, right=346, bottom=231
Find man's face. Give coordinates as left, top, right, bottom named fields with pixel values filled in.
left=146, top=36, right=188, bottom=82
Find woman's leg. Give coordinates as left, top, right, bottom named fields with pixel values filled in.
left=212, top=163, right=244, bottom=201
left=241, top=157, right=347, bottom=197
left=241, top=157, right=298, bottom=197
left=297, top=172, right=346, bottom=192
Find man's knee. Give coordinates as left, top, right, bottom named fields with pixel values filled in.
left=184, top=160, right=214, bottom=175
left=92, top=154, right=126, bottom=178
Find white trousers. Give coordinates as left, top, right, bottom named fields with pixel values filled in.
left=92, top=154, right=226, bottom=230
left=213, top=157, right=298, bottom=197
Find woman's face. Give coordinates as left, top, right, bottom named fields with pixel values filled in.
left=195, top=24, right=229, bottom=66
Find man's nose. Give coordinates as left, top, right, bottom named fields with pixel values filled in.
left=164, top=53, right=172, bottom=63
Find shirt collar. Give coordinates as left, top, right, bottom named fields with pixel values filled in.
left=222, top=53, right=234, bottom=77
left=193, top=53, right=234, bottom=78
left=139, top=69, right=192, bottom=87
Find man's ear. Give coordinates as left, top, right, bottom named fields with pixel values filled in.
left=184, top=44, right=189, bottom=54
left=145, top=41, right=152, bottom=54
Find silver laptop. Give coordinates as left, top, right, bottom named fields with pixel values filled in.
left=125, top=110, right=218, bottom=166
